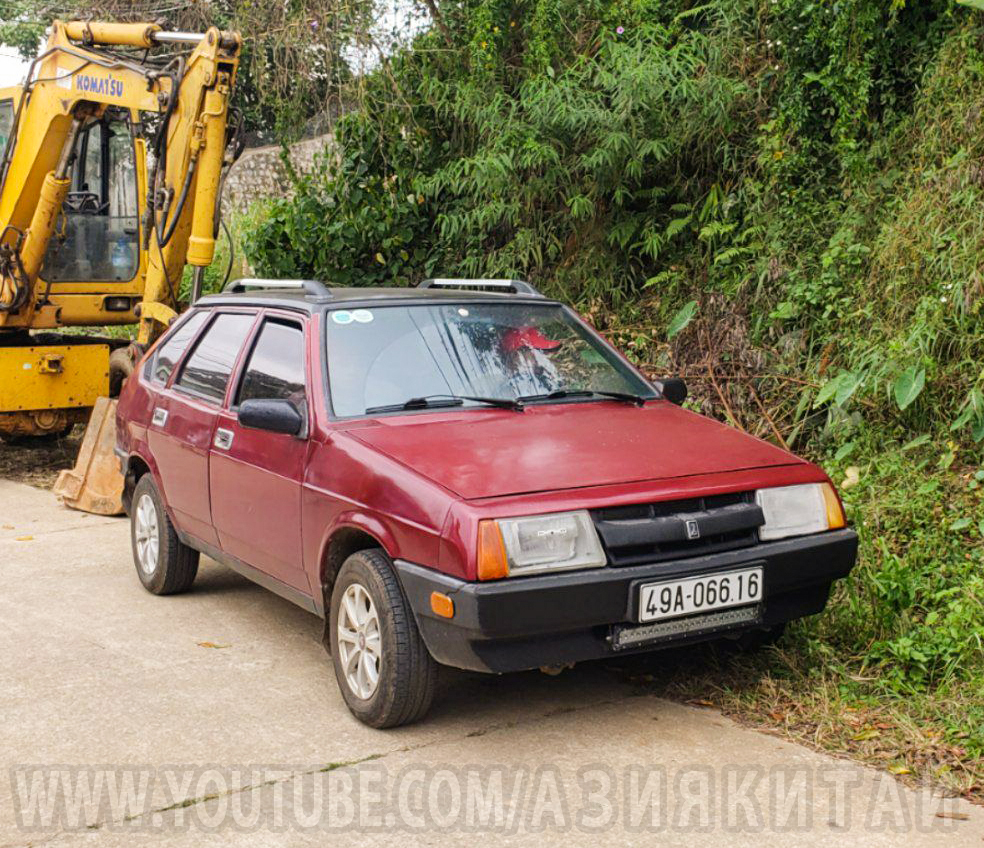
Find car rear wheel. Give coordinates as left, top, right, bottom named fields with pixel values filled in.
left=329, top=549, right=437, bottom=728
left=130, top=475, right=199, bottom=595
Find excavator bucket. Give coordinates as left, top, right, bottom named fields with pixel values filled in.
left=52, top=397, right=124, bottom=516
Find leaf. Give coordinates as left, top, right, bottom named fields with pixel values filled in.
left=901, top=434, right=931, bottom=452
left=893, top=367, right=925, bottom=411
left=957, top=0, right=984, bottom=9
left=15, top=535, right=33, bottom=541
left=815, top=372, right=859, bottom=408
left=841, top=466, right=861, bottom=490
left=197, top=641, right=230, bottom=649
left=852, top=728, right=881, bottom=741
left=666, top=300, right=698, bottom=339
left=664, top=216, right=691, bottom=238
left=888, top=765, right=912, bottom=775
left=950, top=517, right=971, bottom=531
left=835, top=372, right=863, bottom=406
left=770, top=301, right=798, bottom=321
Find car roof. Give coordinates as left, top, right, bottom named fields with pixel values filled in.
left=195, top=285, right=557, bottom=314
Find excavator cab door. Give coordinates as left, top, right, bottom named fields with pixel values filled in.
left=41, top=108, right=139, bottom=284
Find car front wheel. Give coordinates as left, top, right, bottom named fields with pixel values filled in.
left=329, top=549, right=436, bottom=728
left=130, top=474, right=199, bottom=595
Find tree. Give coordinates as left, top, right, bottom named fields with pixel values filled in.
left=0, top=0, right=373, bottom=139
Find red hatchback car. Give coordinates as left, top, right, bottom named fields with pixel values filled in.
left=116, top=278, right=858, bottom=727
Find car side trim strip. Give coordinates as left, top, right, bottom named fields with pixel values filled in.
left=177, top=530, right=320, bottom=617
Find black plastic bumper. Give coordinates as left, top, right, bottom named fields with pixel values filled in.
left=395, top=528, right=858, bottom=673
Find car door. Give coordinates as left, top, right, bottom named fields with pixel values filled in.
left=148, top=310, right=256, bottom=545
left=209, top=313, right=312, bottom=592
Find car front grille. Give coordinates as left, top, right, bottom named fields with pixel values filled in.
left=591, top=491, right=763, bottom=567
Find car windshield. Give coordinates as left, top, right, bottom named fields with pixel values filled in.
left=325, top=302, right=656, bottom=417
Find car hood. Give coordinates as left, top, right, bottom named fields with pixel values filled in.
left=347, top=401, right=804, bottom=500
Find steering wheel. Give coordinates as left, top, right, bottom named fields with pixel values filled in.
left=64, top=191, right=105, bottom=214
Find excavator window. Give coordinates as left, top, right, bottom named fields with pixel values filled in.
left=0, top=99, right=12, bottom=155
left=41, top=108, right=139, bottom=284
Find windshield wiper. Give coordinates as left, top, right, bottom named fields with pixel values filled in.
left=517, top=389, right=647, bottom=407
left=365, top=394, right=524, bottom=415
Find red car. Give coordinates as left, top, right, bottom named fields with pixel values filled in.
left=115, top=278, right=857, bottom=727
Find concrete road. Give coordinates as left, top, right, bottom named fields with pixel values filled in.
left=0, top=478, right=981, bottom=847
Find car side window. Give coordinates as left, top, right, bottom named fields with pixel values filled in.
left=175, top=313, right=255, bottom=403
left=237, top=319, right=306, bottom=406
left=150, top=310, right=208, bottom=384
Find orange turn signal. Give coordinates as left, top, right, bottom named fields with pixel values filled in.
left=821, top=483, right=846, bottom=529
left=477, top=519, right=509, bottom=580
left=430, top=591, right=455, bottom=619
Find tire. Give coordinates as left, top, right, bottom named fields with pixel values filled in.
left=329, top=549, right=437, bottom=728
left=130, top=474, right=199, bottom=595
left=109, top=347, right=135, bottom=397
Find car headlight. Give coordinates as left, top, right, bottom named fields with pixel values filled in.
left=756, top=483, right=845, bottom=541
left=477, top=510, right=607, bottom=579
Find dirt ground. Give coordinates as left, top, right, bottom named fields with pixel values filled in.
left=0, top=427, right=83, bottom=488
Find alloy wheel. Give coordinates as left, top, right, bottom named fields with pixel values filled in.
left=336, top=582, right=382, bottom=699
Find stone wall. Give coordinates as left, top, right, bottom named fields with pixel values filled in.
left=222, top=133, right=334, bottom=213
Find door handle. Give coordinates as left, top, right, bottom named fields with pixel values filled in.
left=151, top=407, right=168, bottom=427
left=214, top=428, right=234, bottom=450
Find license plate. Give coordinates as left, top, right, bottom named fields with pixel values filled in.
left=638, top=566, right=763, bottom=623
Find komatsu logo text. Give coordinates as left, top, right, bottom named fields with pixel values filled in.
left=74, top=74, right=124, bottom=98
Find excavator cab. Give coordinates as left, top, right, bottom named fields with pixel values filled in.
left=43, top=110, right=142, bottom=286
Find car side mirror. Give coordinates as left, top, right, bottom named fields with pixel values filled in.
left=238, top=399, right=304, bottom=436
left=659, top=378, right=688, bottom=405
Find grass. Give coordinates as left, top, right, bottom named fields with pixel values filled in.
left=604, top=424, right=984, bottom=804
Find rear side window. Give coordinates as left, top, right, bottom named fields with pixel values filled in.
left=237, top=319, right=306, bottom=405
left=176, top=313, right=254, bottom=402
left=151, top=311, right=208, bottom=383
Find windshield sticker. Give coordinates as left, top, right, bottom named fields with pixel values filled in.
left=352, top=309, right=374, bottom=323
left=332, top=311, right=354, bottom=325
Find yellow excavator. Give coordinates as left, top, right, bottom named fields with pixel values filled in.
left=0, top=20, right=241, bottom=513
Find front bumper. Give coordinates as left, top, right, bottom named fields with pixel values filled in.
left=395, top=528, right=858, bottom=673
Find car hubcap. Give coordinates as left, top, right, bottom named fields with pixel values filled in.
left=337, top=582, right=381, bottom=700
left=134, top=494, right=160, bottom=575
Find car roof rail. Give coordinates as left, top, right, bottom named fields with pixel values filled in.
left=418, top=278, right=543, bottom=297
left=224, top=278, right=333, bottom=303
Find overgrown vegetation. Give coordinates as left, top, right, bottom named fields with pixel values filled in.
left=243, top=0, right=983, bottom=796
left=0, top=0, right=368, bottom=138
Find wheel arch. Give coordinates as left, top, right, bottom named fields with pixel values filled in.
left=122, top=453, right=153, bottom=516
left=318, top=518, right=395, bottom=618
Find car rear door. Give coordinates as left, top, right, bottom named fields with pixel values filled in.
left=209, top=312, right=312, bottom=593
left=148, top=310, right=257, bottom=545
